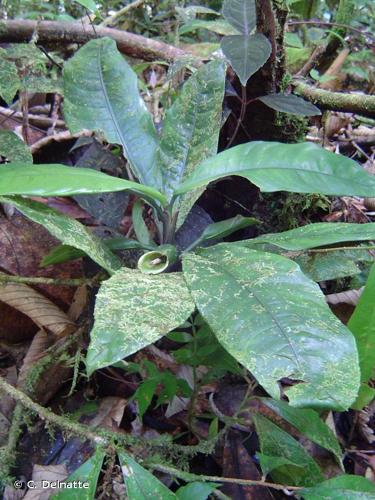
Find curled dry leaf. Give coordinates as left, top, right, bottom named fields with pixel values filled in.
left=325, top=288, right=364, bottom=307
left=0, top=283, right=75, bottom=339
left=23, top=464, right=68, bottom=500
left=17, top=329, right=51, bottom=388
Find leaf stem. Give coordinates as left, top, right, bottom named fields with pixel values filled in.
left=0, top=272, right=99, bottom=287
left=227, top=85, right=247, bottom=149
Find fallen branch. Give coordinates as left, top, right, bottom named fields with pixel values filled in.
left=0, top=20, right=190, bottom=62
left=0, top=106, right=65, bottom=129
left=292, top=82, right=375, bottom=117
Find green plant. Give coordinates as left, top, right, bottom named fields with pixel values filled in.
left=1, top=16, right=375, bottom=498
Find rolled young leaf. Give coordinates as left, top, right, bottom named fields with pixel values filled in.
left=64, top=37, right=162, bottom=189
left=1, top=195, right=122, bottom=275
left=0, top=163, right=168, bottom=206
left=174, top=141, right=375, bottom=198
left=182, top=244, right=360, bottom=410
left=86, top=269, right=195, bottom=374
left=137, top=244, right=178, bottom=274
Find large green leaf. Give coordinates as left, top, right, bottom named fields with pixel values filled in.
left=253, top=414, right=323, bottom=487
left=242, top=222, right=375, bottom=251
left=0, top=196, right=121, bottom=275
left=301, top=474, right=375, bottom=499
left=155, top=60, right=225, bottom=205
left=64, top=38, right=161, bottom=189
left=174, top=142, right=375, bottom=198
left=261, top=398, right=342, bottom=465
left=0, top=163, right=168, bottom=206
left=348, top=264, right=375, bottom=409
left=118, top=452, right=176, bottom=499
left=182, top=245, right=360, bottom=410
left=221, top=34, right=272, bottom=86
left=222, top=0, right=256, bottom=35
left=53, top=448, right=105, bottom=500
left=86, top=269, right=195, bottom=374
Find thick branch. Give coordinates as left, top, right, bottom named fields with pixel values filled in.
left=0, top=20, right=190, bottom=62
left=293, top=82, right=375, bottom=117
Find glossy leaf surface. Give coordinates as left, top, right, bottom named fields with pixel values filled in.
left=64, top=38, right=161, bottom=188
left=222, top=0, right=256, bottom=35
left=0, top=163, right=168, bottom=206
left=53, top=448, right=105, bottom=499
left=258, top=93, right=321, bottom=116
left=118, top=452, right=176, bottom=499
left=253, top=414, right=323, bottom=486
left=155, top=60, right=225, bottom=206
left=242, top=222, right=375, bottom=251
left=301, top=474, right=375, bottom=499
left=221, top=34, right=272, bottom=86
left=175, top=142, right=375, bottom=198
left=183, top=245, right=360, bottom=409
left=1, top=196, right=121, bottom=275
left=261, top=398, right=342, bottom=464
left=188, top=215, right=258, bottom=249
left=86, top=269, right=195, bottom=374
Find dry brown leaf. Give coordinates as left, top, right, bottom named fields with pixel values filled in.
left=17, top=330, right=51, bottom=388
left=23, top=464, right=68, bottom=500
left=326, top=288, right=364, bottom=307
left=221, top=430, right=274, bottom=499
left=89, top=397, right=127, bottom=431
left=0, top=283, right=75, bottom=339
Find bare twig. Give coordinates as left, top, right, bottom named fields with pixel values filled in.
left=292, top=82, right=375, bottom=117
left=288, top=20, right=374, bottom=42
left=0, top=20, right=191, bottom=62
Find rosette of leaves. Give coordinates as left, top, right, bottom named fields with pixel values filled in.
left=2, top=34, right=375, bottom=414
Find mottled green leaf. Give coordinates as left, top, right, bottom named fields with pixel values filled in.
left=0, top=56, right=20, bottom=105
left=301, top=474, right=375, bottom=499
left=0, top=196, right=121, bottom=275
left=254, top=414, right=323, bottom=486
left=348, top=264, right=375, bottom=409
left=73, top=0, right=99, bottom=13
left=258, top=93, right=321, bottom=116
left=53, top=448, right=105, bottom=500
left=179, top=19, right=237, bottom=35
left=294, top=248, right=373, bottom=282
left=86, top=269, right=195, bottom=374
left=261, top=398, right=342, bottom=464
left=187, top=215, right=258, bottom=250
left=221, top=33, right=272, bottom=86
left=0, top=130, right=32, bottom=163
left=222, top=0, right=256, bottom=35
left=156, top=60, right=225, bottom=199
left=41, top=237, right=154, bottom=267
left=257, top=453, right=302, bottom=476
left=118, top=451, right=176, bottom=499
left=182, top=245, right=360, bottom=410
left=0, top=163, right=168, bottom=206
left=21, top=74, right=63, bottom=94
left=242, top=222, right=375, bottom=251
left=175, top=142, right=375, bottom=198
left=64, top=38, right=161, bottom=189
left=176, top=482, right=217, bottom=500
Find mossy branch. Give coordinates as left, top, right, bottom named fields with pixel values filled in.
left=292, top=81, right=375, bottom=117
